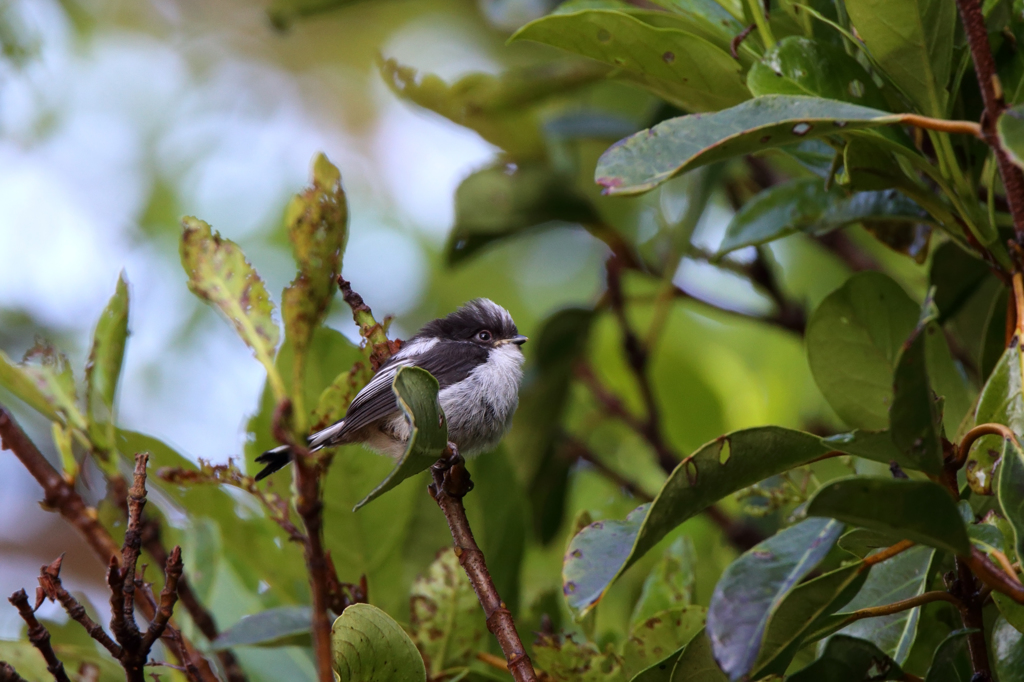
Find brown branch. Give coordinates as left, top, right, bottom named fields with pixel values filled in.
left=337, top=275, right=401, bottom=370
left=140, top=547, right=183, bottom=652
left=0, top=661, right=27, bottom=682
left=8, top=589, right=71, bottom=682
left=430, top=445, right=538, bottom=682
left=967, top=547, right=1024, bottom=603
left=953, top=555, right=993, bottom=680
left=118, top=454, right=149, bottom=651
left=958, top=0, right=1024, bottom=240
left=839, top=591, right=963, bottom=627
left=36, top=555, right=122, bottom=658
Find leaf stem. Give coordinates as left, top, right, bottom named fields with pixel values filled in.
left=954, top=422, right=1020, bottom=468
left=745, top=0, right=774, bottom=48
left=863, top=540, right=915, bottom=566
left=839, top=591, right=963, bottom=627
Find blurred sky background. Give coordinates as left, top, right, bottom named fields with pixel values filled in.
left=0, top=0, right=917, bottom=646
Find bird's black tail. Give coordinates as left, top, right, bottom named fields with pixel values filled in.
left=254, top=445, right=292, bottom=481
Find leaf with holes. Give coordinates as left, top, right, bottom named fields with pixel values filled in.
left=180, top=217, right=282, bottom=396
left=332, top=603, right=426, bottom=682
left=706, top=519, right=844, bottom=680
left=409, top=548, right=485, bottom=676
left=561, top=427, right=829, bottom=617
left=806, top=271, right=920, bottom=431
left=446, top=161, right=599, bottom=265
left=845, top=0, right=955, bottom=116
left=510, top=10, right=749, bottom=113
left=717, top=179, right=929, bottom=255
left=595, top=96, right=900, bottom=196
left=353, top=367, right=448, bottom=511
left=806, top=477, right=969, bottom=555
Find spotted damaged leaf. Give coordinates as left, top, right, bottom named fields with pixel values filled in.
left=511, top=9, right=749, bottom=113
left=0, top=340, right=85, bottom=430
left=409, top=548, right=485, bottom=676
left=532, top=632, right=627, bottom=682
left=969, top=344, right=1024, bottom=494
left=622, top=605, right=705, bottom=678
left=595, top=96, right=902, bottom=196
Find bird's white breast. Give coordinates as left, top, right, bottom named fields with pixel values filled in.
left=438, top=344, right=524, bottom=454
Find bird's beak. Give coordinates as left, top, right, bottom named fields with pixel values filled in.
left=509, top=335, right=528, bottom=346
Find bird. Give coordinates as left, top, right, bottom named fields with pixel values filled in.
left=254, top=298, right=528, bottom=481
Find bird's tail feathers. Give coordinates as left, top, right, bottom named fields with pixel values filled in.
left=253, top=420, right=346, bottom=481
left=307, top=420, right=346, bottom=451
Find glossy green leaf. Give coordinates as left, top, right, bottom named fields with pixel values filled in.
left=180, top=217, right=283, bottom=397
left=717, top=179, right=928, bottom=255
left=994, top=591, right=1024, bottom=634
left=595, top=96, right=900, bottom=196
left=807, top=271, right=920, bottom=431
left=889, top=303, right=944, bottom=475
left=0, top=344, right=84, bottom=429
left=564, top=503, right=651, bottom=617
left=806, top=477, right=969, bottom=555
left=624, top=606, right=706, bottom=678
left=353, top=366, right=447, bottom=510
left=631, top=536, right=696, bottom=626
left=788, top=635, right=903, bottom=681
left=281, top=153, right=347, bottom=410
left=410, top=548, right=485, bottom=675
left=998, top=433, right=1024, bottom=561
left=832, top=545, right=936, bottom=663
left=379, top=57, right=607, bottom=158
left=669, top=629, right=727, bottom=681
left=998, top=104, right=1024, bottom=170
left=923, top=629, right=973, bottom=682
left=929, top=242, right=991, bottom=323
left=845, top=0, right=956, bottom=116
left=752, top=562, right=870, bottom=677
left=446, top=161, right=599, bottom=265
left=85, top=272, right=129, bottom=442
left=332, top=603, right=426, bottom=682
left=562, top=427, right=829, bottom=616
left=748, top=37, right=889, bottom=110
left=533, top=632, right=627, bottom=682
left=213, top=606, right=313, bottom=650
left=706, top=519, right=843, bottom=680
left=994, top=616, right=1024, bottom=682
left=969, top=344, right=1024, bottom=494
left=510, top=10, right=749, bottom=113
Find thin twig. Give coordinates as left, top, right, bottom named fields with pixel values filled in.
left=954, top=422, right=1020, bottom=467
left=561, top=436, right=653, bottom=501
left=430, top=445, right=538, bottom=682
left=337, top=276, right=402, bottom=370
left=140, top=547, right=184, bottom=652
left=967, top=547, right=1024, bottom=603
left=0, top=661, right=27, bottom=682
left=8, top=589, right=71, bottom=682
left=864, top=540, right=915, bottom=567
left=897, top=114, right=983, bottom=138
left=839, top=591, right=963, bottom=627
left=36, top=555, right=122, bottom=658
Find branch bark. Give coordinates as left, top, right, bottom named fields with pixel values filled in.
left=430, top=445, right=538, bottom=682
left=0, top=661, right=27, bottom=682
left=8, top=589, right=71, bottom=682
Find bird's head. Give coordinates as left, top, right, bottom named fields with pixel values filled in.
left=417, top=298, right=527, bottom=349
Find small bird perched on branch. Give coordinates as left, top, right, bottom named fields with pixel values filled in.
left=255, top=298, right=528, bottom=480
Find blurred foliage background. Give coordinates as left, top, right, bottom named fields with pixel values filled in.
left=0, top=0, right=935, bottom=679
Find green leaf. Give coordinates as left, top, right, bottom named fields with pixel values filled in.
left=889, top=303, right=944, bottom=474
left=0, top=343, right=85, bottom=429
left=352, top=366, right=447, bottom=510
left=748, top=36, right=890, bottom=110
left=266, top=0, right=359, bottom=30
left=379, top=57, right=607, bottom=158
left=845, top=0, right=956, bottom=116
left=332, top=603, right=426, bottom=682
left=923, top=629, right=973, bottom=682
left=510, top=10, right=749, bottom=113
left=564, top=503, right=651, bottom=617
left=410, top=548, right=486, bottom=676
left=838, top=529, right=903, bottom=559
left=706, top=519, right=844, bottom=680
left=806, top=271, right=920, bottom=430
left=630, top=537, right=697, bottom=627
left=623, top=606, right=706, bottom=678
left=1000, top=105, right=1024, bottom=170
left=668, top=629, right=727, bottom=681
left=446, top=161, right=599, bottom=265
left=180, top=216, right=284, bottom=399
left=562, top=427, right=829, bottom=616
left=752, top=562, right=871, bottom=677
left=788, top=635, right=902, bottom=681
left=929, top=242, right=991, bottom=323
left=969, top=344, right=1024, bottom=494
left=998, top=433, right=1024, bottom=561
left=994, top=616, right=1024, bottom=682
left=532, top=633, right=627, bottom=682
left=717, top=179, right=928, bottom=255
left=281, top=152, right=347, bottom=419
left=85, top=272, right=129, bottom=445
left=0, top=640, right=123, bottom=681
left=806, top=477, right=970, bottom=555
left=514, top=308, right=596, bottom=544
left=832, top=545, right=936, bottom=664
left=994, top=591, right=1024, bottom=634
left=594, top=95, right=900, bottom=196
left=213, top=606, right=313, bottom=650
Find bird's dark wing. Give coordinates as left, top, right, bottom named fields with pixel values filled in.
left=324, top=341, right=489, bottom=440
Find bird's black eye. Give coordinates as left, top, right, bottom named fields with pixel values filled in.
left=476, top=330, right=492, bottom=342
